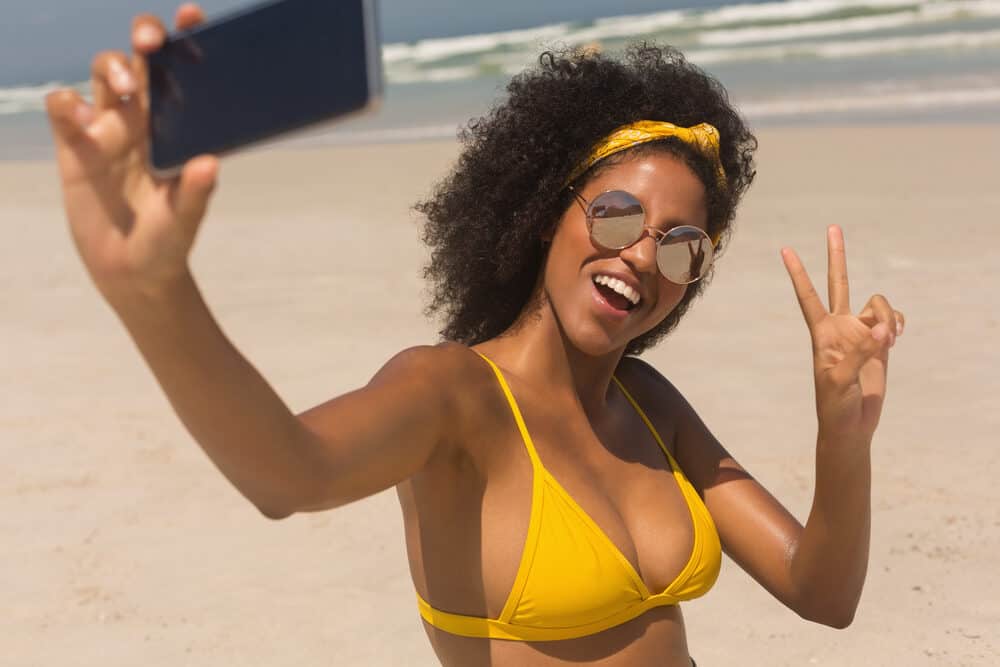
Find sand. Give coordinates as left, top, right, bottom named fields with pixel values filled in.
left=3, top=126, right=999, bottom=666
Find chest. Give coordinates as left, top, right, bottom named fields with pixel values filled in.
left=407, top=395, right=699, bottom=620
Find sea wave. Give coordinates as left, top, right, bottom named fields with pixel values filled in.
left=383, top=28, right=1000, bottom=85
left=698, top=0, right=920, bottom=26
left=690, top=27, right=1000, bottom=64
left=4, top=0, right=1000, bottom=116
left=382, top=23, right=574, bottom=65
left=0, top=80, right=93, bottom=116
left=700, top=0, right=1000, bottom=46
left=739, top=84, right=1000, bottom=116
left=0, top=82, right=65, bottom=115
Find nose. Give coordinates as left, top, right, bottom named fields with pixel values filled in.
left=618, top=229, right=659, bottom=276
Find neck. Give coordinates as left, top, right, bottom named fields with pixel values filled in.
left=477, top=292, right=627, bottom=415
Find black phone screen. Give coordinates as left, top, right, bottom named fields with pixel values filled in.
left=147, top=0, right=379, bottom=172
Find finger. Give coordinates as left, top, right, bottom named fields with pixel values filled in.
left=85, top=54, right=144, bottom=159
left=829, top=321, right=890, bottom=388
left=175, top=3, right=207, bottom=30
left=869, top=295, right=896, bottom=345
left=781, top=247, right=827, bottom=330
left=45, top=89, right=96, bottom=146
left=130, top=14, right=169, bottom=126
left=827, top=225, right=850, bottom=315
left=91, top=51, right=137, bottom=110
left=169, top=155, right=220, bottom=239
left=858, top=349, right=888, bottom=421
left=131, top=14, right=167, bottom=54
left=895, top=310, right=905, bottom=336
left=858, top=294, right=897, bottom=346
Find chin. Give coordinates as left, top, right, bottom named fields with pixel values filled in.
left=562, top=320, right=637, bottom=358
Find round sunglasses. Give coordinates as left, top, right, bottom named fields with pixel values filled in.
left=569, top=187, right=715, bottom=285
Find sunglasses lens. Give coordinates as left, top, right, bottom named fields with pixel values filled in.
left=588, top=191, right=645, bottom=249
left=656, top=226, right=715, bottom=284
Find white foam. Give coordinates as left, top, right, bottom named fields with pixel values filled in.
left=700, top=1, right=1000, bottom=46
left=690, top=28, right=1000, bottom=64
left=383, top=23, right=571, bottom=65
left=701, top=11, right=921, bottom=46
left=0, top=82, right=65, bottom=114
left=740, top=85, right=1000, bottom=116
left=699, top=0, right=920, bottom=27
left=586, top=10, right=691, bottom=38
left=379, top=0, right=985, bottom=67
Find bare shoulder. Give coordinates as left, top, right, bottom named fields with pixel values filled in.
left=615, top=356, right=688, bottom=410
left=374, top=342, right=507, bottom=465
left=376, top=341, right=500, bottom=403
left=616, top=356, right=727, bottom=489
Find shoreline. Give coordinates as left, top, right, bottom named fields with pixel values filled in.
left=6, top=111, right=1000, bottom=163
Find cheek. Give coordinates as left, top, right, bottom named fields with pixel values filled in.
left=544, top=217, right=595, bottom=287
left=646, top=280, right=690, bottom=324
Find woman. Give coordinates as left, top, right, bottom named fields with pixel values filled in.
left=45, top=4, right=904, bottom=666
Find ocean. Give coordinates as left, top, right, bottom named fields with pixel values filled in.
left=2, top=0, right=1000, bottom=159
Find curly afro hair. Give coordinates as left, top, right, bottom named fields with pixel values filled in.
left=416, top=43, right=757, bottom=355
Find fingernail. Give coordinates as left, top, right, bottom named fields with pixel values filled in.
left=896, top=321, right=903, bottom=336
left=110, top=62, right=136, bottom=93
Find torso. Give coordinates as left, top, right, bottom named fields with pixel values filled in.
left=396, top=344, right=703, bottom=666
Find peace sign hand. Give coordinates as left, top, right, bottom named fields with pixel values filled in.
left=782, top=225, right=905, bottom=448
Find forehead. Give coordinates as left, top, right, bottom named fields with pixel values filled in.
left=582, top=153, right=708, bottom=229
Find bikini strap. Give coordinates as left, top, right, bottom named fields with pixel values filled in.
left=611, top=375, right=680, bottom=472
left=474, top=351, right=543, bottom=470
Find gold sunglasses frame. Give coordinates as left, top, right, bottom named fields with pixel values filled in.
left=567, top=186, right=715, bottom=285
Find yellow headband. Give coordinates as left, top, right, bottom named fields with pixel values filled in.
left=565, top=120, right=727, bottom=189
left=565, top=120, right=728, bottom=246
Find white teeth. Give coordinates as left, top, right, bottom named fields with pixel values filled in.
left=592, top=274, right=640, bottom=306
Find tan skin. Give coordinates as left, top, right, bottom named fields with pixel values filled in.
left=47, top=5, right=906, bottom=666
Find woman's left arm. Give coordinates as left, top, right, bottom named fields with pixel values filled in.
left=675, top=224, right=904, bottom=628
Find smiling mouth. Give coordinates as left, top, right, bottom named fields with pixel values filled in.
left=592, top=275, right=640, bottom=312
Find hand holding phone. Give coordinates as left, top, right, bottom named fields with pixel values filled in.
left=45, top=1, right=382, bottom=304
left=45, top=5, right=219, bottom=306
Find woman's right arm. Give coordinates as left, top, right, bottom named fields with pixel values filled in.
left=117, top=273, right=458, bottom=519
left=46, top=5, right=454, bottom=519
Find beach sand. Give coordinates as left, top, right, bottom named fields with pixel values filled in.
left=3, top=126, right=999, bottom=666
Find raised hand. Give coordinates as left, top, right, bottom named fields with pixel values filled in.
left=45, top=4, right=216, bottom=304
left=781, top=225, right=905, bottom=448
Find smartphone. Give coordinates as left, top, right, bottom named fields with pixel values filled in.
left=146, top=0, right=382, bottom=177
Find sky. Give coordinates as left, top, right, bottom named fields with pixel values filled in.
left=0, top=0, right=715, bottom=86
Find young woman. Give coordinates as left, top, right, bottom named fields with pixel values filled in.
left=45, top=4, right=904, bottom=666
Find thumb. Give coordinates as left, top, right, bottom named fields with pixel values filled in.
left=170, top=154, right=219, bottom=238
left=830, top=322, right=890, bottom=387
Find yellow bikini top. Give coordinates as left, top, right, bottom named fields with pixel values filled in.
left=415, top=353, right=722, bottom=641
